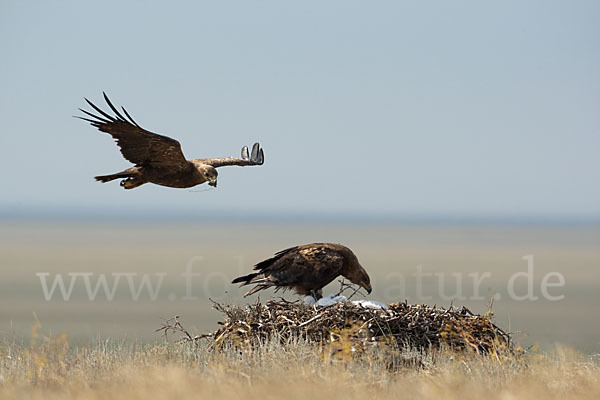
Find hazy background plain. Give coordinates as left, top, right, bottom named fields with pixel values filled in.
left=1, top=222, right=599, bottom=352
left=1, top=2, right=599, bottom=352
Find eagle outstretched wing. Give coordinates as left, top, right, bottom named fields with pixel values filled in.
left=78, top=93, right=188, bottom=169
left=194, top=142, right=265, bottom=168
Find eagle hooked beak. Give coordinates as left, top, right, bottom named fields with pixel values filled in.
left=361, top=281, right=372, bottom=294
left=208, top=178, right=217, bottom=187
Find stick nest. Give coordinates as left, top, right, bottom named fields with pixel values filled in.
left=196, top=299, right=512, bottom=354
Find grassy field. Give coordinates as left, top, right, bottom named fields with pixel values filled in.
left=1, top=221, right=599, bottom=398
left=1, top=330, right=599, bottom=400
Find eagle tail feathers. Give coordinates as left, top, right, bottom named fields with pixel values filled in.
left=244, top=285, right=270, bottom=297
left=231, top=272, right=260, bottom=285
left=94, top=171, right=132, bottom=183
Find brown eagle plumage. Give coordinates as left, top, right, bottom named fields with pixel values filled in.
left=78, top=93, right=264, bottom=189
left=232, top=243, right=372, bottom=299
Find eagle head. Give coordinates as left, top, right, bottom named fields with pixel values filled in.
left=197, top=164, right=218, bottom=187
left=345, top=260, right=372, bottom=294
left=337, top=246, right=373, bottom=295
left=355, top=266, right=372, bottom=294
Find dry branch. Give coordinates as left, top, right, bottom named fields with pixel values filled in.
left=200, top=300, right=512, bottom=355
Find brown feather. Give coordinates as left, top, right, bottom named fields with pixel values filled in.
left=78, top=93, right=265, bottom=189
left=232, top=243, right=371, bottom=299
left=79, top=94, right=188, bottom=168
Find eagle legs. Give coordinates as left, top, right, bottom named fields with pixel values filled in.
left=94, top=167, right=146, bottom=190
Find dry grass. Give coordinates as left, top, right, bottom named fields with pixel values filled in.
left=1, top=321, right=599, bottom=400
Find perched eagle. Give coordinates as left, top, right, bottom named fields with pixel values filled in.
left=78, top=93, right=264, bottom=189
left=232, top=243, right=372, bottom=299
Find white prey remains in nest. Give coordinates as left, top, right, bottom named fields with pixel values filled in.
left=303, top=294, right=388, bottom=309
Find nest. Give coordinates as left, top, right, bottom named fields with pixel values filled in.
left=193, top=299, right=512, bottom=355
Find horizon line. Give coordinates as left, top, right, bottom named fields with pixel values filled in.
left=1, top=205, right=599, bottom=226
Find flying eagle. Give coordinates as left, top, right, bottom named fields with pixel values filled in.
left=232, top=243, right=372, bottom=299
left=78, top=93, right=264, bottom=189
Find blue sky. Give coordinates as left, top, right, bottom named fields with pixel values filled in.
left=1, top=1, right=598, bottom=220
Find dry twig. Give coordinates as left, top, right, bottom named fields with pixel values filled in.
left=196, top=300, right=512, bottom=355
